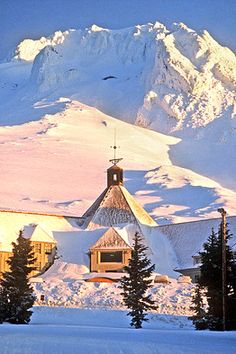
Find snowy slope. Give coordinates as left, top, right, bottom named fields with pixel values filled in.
left=0, top=21, right=235, bottom=194
left=0, top=101, right=235, bottom=223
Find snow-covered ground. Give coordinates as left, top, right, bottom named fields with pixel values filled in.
left=0, top=307, right=235, bottom=354
left=32, top=263, right=193, bottom=315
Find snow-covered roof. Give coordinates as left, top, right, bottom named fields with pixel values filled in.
left=90, top=225, right=138, bottom=250
left=114, top=224, right=140, bottom=247
left=52, top=228, right=108, bottom=266
left=91, top=227, right=131, bottom=250
left=1, top=209, right=235, bottom=280
left=0, top=210, right=78, bottom=253
left=82, top=185, right=157, bottom=229
left=52, top=224, right=138, bottom=267
left=158, top=216, right=236, bottom=269
left=23, top=224, right=56, bottom=243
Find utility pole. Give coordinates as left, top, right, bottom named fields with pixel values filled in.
left=218, top=208, right=227, bottom=331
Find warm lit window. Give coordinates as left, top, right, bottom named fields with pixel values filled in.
left=35, top=263, right=41, bottom=271
left=34, top=243, right=41, bottom=254
left=100, top=251, right=122, bottom=263
left=45, top=244, right=52, bottom=254
left=113, top=173, right=118, bottom=181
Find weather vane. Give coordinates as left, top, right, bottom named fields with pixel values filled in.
left=109, top=128, right=123, bottom=165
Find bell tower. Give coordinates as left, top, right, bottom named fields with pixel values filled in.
left=107, top=130, right=123, bottom=188
left=107, top=164, right=123, bottom=187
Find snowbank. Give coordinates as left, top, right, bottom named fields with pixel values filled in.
left=33, top=265, right=193, bottom=316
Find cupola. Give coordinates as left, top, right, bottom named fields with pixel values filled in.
left=107, top=130, right=123, bottom=187
left=107, top=163, right=123, bottom=187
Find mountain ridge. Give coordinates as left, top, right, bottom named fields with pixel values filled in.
left=5, top=21, right=235, bottom=140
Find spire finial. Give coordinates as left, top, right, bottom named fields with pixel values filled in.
left=109, top=128, right=123, bottom=165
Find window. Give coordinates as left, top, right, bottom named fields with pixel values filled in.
left=34, top=243, right=41, bottom=254
left=35, top=263, right=42, bottom=271
left=113, top=173, right=118, bottom=181
left=100, top=251, right=122, bottom=263
left=193, top=255, right=201, bottom=265
left=45, top=244, right=52, bottom=254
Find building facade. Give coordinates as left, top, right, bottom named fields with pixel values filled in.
left=0, top=222, right=57, bottom=279
left=90, top=227, right=132, bottom=273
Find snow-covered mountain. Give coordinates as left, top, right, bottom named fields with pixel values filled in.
left=8, top=22, right=236, bottom=136
left=0, top=21, right=235, bottom=221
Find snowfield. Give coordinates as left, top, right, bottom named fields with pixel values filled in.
left=1, top=256, right=235, bottom=354
left=0, top=307, right=235, bottom=354
left=0, top=101, right=235, bottom=223
left=33, top=268, right=193, bottom=315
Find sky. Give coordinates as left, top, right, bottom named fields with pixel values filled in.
left=1, top=0, right=236, bottom=60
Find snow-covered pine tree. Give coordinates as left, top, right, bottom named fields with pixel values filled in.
left=0, top=230, right=36, bottom=324
left=120, top=232, right=156, bottom=329
left=192, top=226, right=236, bottom=330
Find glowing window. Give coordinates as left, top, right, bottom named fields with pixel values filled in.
left=35, top=263, right=42, bottom=271
left=45, top=244, right=53, bottom=254
left=113, top=173, right=118, bottom=181
left=100, top=251, right=122, bottom=263
left=34, top=243, right=41, bottom=254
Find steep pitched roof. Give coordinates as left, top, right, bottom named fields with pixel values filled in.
left=159, top=216, right=236, bottom=269
left=81, top=188, right=108, bottom=220
left=82, top=185, right=157, bottom=229
left=23, top=224, right=56, bottom=243
left=91, top=227, right=132, bottom=250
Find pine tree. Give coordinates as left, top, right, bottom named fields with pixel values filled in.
left=120, top=232, right=156, bottom=329
left=191, top=225, right=236, bottom=330
left=0, top=230, right=36, bottom=324
left=189, top=283, right=207, bottom=330
left=227, top=246, right=236, bottom=330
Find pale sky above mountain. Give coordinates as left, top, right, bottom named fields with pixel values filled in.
left=1, top=0, right=235, bottom=61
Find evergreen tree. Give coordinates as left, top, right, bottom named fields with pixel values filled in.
left=191, top=226, right=236, bottom=330
left=189, top=283, right=207, bottom=330
left=228, top=248, right=236, bottom=330
left=0, top=230, right=36, bottom=324
left=120, top=232, right=156, bottom=329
